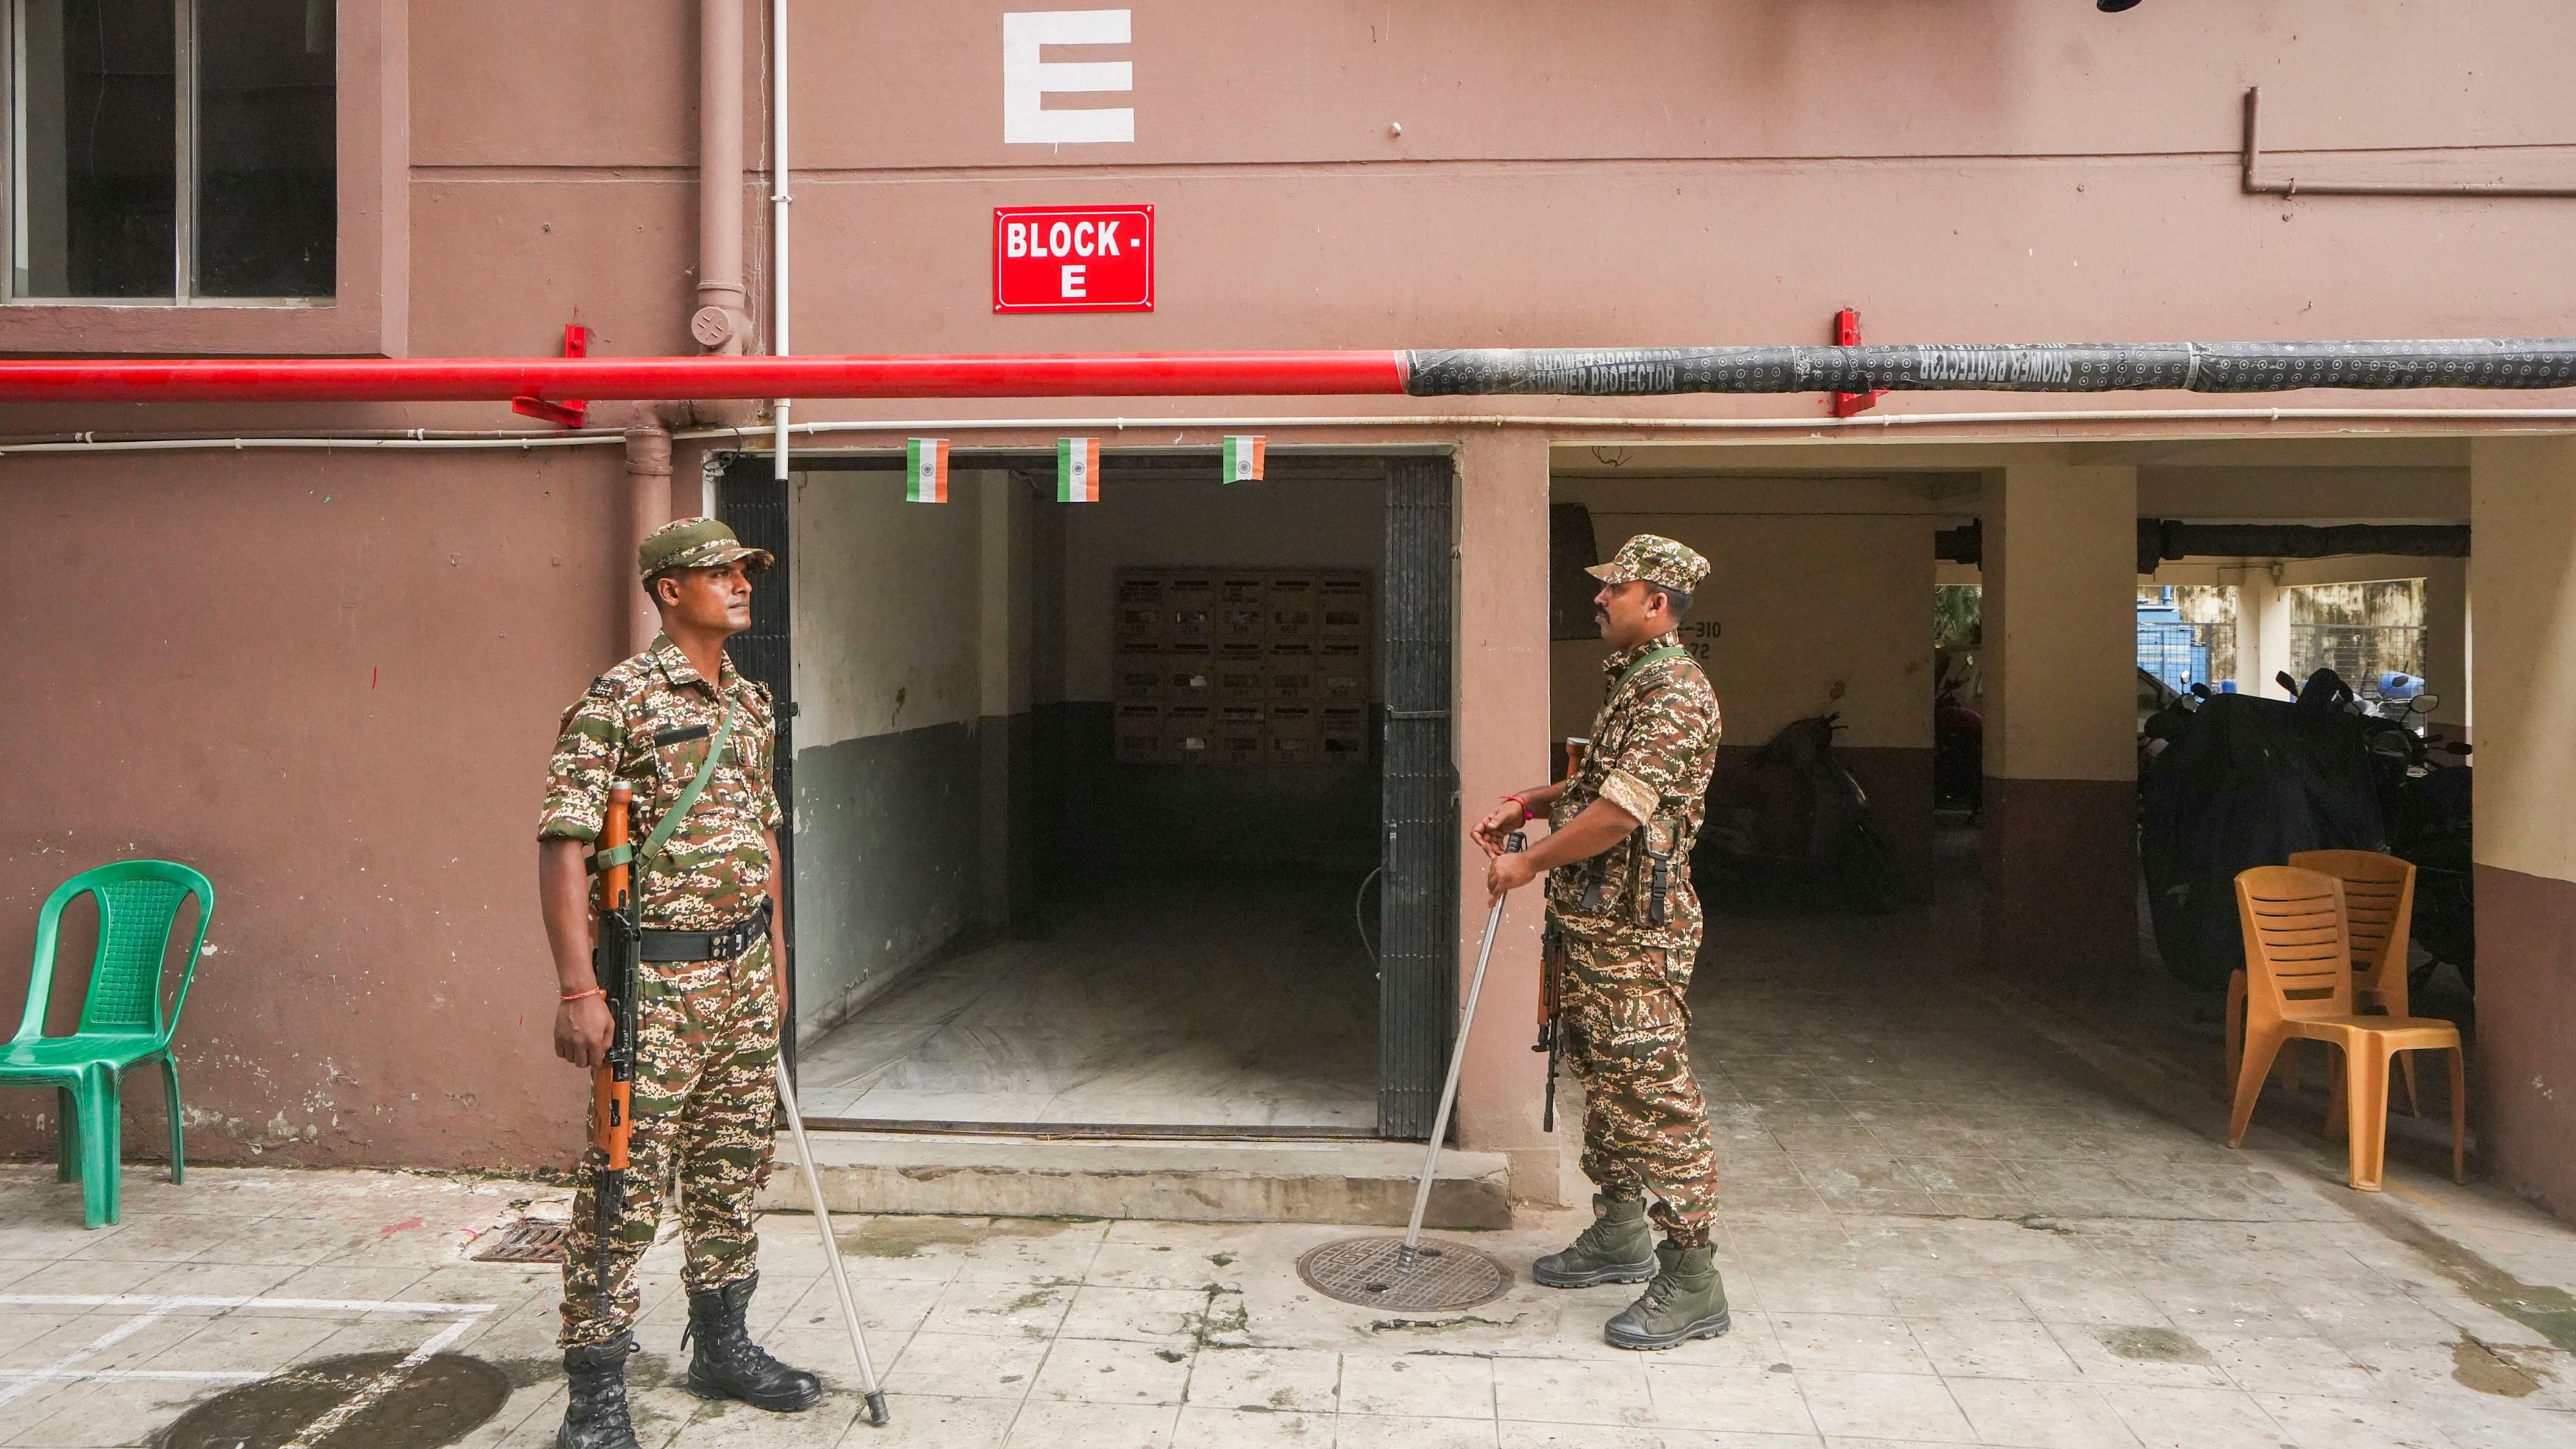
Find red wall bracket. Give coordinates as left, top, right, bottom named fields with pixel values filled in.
left=1830, top=308, right=1886, bottom=418
left=510, top=323, right=592, bottom=427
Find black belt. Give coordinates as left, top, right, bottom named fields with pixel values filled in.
left=640, top=899, right=773, bottom=962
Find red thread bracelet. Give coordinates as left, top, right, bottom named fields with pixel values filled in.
left=560, top=986, right=605, bottom=1004
left=1503, top=795, right=1534, bottom=825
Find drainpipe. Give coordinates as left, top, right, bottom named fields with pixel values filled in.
left=770, top=0, right=791, bottom=480
left=620, top=1, right=754, bottom=654
left=691, top=0, right=752, bottom=355
left=622, top=425, right=673, bottom=651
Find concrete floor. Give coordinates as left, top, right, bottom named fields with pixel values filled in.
left=794, top=872, right=1378, bottom=1131
left=3, top=851, right=2573, bottom=1447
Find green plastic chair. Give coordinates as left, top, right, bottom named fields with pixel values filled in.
left=2, top=861, right=212, bottom=1228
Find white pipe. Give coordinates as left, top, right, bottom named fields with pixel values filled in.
left=703, top=406, right=2576, bottom=441
left=770, top=0, right=791, bottom=481
left=0, top=434, right=632, bottom=457
left=1399, top=850, right=1517, bottom=1267
left=773, top=1060, right=887, bottom=1424
left=7, top=407, right=2576, bottom=459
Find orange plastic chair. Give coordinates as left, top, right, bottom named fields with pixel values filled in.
left=2225, top=851, right=2424, bottom=1113
left=2226, top=866, right=2464, bottom=1191
left=2293, top=849, right=2425, bottom=1118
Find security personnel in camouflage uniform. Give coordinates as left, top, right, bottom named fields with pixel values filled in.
left=1477, top=534, right=1728, bottom=1350
left=537, top=518, right=820, bottom=1449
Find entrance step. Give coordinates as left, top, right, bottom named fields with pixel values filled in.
left=761, top=1131, right=1513, bottom=1228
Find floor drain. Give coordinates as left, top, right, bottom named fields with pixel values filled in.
left=470, top=1219, right=569, bottom=1264
left=154, top=1352, right=509, bottom=1449
left=1297, top=1236, right=1511, bottom=1311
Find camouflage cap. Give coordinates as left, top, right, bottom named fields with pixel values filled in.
left=1587, top=533, right=1710, bottom=594
left=639, top=517, right=773, bottom=582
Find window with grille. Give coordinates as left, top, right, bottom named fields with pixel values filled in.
left=2287, top=580, right=2427, bottom=697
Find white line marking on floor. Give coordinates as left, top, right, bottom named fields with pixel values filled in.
left=276, top=1314, right=484, bottom=1449
left=0, top=1292, right=497, bottom=1417
left=0, top=1361, right=264, bottom=1371
left=0, top=1294, right=494, bottom=1315
left=0, top=1309, right=170, bottom=1408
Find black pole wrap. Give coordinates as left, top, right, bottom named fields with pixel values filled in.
left=1401, top=338, right=2576, bottom=397
left=2139, top=520, right=2472, bottom=574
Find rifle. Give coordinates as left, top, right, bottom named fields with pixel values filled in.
left=1534, top=925, right=1564, bottom=1132
left=590, top=781, right=642, bottom=1253
left=1533, top=735, right=1585, bottom=1134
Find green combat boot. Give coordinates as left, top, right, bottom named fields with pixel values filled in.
left=1532, top=1195, right=1656, bottom=1288
left=1603, top=1243, right=1731, bottom=1350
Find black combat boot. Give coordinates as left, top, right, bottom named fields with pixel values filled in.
left=557, top=1335, right=640, bottom=1449
left=683, top=1274, right=823, bottom=1411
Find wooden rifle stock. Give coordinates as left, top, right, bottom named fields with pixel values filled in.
left=590, top=782, right=640, bottom=1236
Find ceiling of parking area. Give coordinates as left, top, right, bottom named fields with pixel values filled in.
left=1549, top=441, right=2466, bottom=524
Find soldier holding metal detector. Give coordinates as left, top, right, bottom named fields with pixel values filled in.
left=1476, top=534, right=1729, bottom=1350
left=537, top=518, right=825, bottom=1449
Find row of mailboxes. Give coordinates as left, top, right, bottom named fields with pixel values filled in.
left=1112, top=640, right=1370, bottom=706
left=1113, top=702, right=1371, bottom=766
left=1115, top=568, right=1371, bottom=646
left=1109, top=566, right=1375, bottom=765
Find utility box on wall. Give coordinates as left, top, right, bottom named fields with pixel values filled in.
left=1111, top=567, right=1374, bottom=765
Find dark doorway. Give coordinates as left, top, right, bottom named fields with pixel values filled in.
left=740, top=449, right=1457, bottom=1139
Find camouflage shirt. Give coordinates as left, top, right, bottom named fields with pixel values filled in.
left=538, top=634, right=782, bottom=931
left=1546, top=632, right=1723, bottom=952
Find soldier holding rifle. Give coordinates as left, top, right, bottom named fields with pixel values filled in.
left=537, top=518, right=819, bottom=1449
left=1475, top=534, right=1729, bottom=1350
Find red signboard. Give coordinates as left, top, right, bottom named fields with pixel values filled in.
left=992, top=205, right=1154, bottom=313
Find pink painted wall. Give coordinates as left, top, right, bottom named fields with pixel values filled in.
left=1453, top=432, right=1559, bottom=1201
left=1, top=447, right=628, bottom=1168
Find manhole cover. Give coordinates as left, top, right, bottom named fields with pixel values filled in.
left=471, top=1219, right=568, bottom=1263
left=154, top=1352, right=509, bottom=1449
left=1297, top=1235, right=1511, bottom=1311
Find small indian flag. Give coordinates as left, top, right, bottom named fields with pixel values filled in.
left=1057, top=437, right=1101, bottom=503
left=905, top=438, right=950, bottom=503
left=1220, top=435, right=1266, bottom=483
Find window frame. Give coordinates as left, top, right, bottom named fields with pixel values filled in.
left=5, top=0, right=334, bottom=307
left=0, top=0, right=399, bottom=355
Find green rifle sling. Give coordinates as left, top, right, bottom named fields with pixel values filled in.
left=590, top=707, right=738, bottom=875
left=1610, top=643, right=1693, bottom=702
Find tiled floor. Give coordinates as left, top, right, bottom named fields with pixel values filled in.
left=793, top=871, right=1378, bottom=1130
left=5, top=852, right=2575, bottom=1447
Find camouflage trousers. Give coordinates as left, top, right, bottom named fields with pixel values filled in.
left=560, top=938, right=781, bottom=1348
left=1559, top=931, right=1718, bottom=1248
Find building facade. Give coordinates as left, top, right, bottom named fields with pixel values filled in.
left=7, top=1, right=2576, bottom=1216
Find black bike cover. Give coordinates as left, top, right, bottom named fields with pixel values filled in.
left=2139, top=692, right=2386, bottom=987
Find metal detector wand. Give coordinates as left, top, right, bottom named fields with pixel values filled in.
left=1397, top=832, right=1525, bottom=1271
left=774, top=1060, right=889, bottom=1426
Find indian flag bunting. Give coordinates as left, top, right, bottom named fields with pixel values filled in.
left=1221, top=435, right=1267, bottom=483
left=1057, top=437, right=1101, bottom=503
left=905, top=438, right=950, bottom=503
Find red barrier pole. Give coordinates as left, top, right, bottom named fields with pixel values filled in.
left=0, top=351, right=1410, bottom=405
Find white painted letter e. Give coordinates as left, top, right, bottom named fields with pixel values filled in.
left=1003, top=10, right=1135, bottom=145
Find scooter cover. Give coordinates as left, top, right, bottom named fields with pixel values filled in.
left=2138, top=693, right=2384, bottom=988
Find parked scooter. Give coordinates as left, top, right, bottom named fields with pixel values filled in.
left=2271, top=670, right=2474, bottom=992
left=1696, top=712, right=1901, bottom=914
left=2139, top=672, right=2386, bottom=986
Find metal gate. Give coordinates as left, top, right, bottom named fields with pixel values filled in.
left=714, top=457, right=798, bottom=1076
left=1378, top=456, right=1459, bottom=1139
